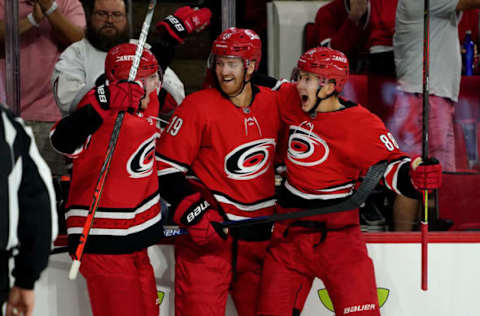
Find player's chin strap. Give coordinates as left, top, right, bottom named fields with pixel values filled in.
left=215, top=61, right=253, bottom=99
left=226, top=69, right=253, bottom=99
left=308, top=86, right=336, bottom=115
left=229, top=77, right=249, bottom=98
left=210, top=160, right=388, bottom=236
left=227, top=60, right=257, bottom=98
left=213, top=71, right=250, bottom=100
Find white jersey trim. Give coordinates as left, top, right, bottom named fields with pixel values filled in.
left=384, top=158, right=409, bottom=195
left=67, top=212, right=162, bottom=236
left=213, top=194, right=276, bottom=212
left=4, top=113, right=20, bottom=250
left=65, top=194, right=160, bottom=220
left=226, top=213, right=252, bottom=221
left=157, top=168, right=182, bottom=176
left=320, top=38, right=332, bottom=48
left=157, top=157, right=188, bottom=173
left=284, top=180, right=353, bottom=200
left=317, top=183, right=355, bottom=192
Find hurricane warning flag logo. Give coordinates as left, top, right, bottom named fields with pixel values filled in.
left=224, top=139, right=275, bottom=180
left=288, top=125, right=329, bottom=166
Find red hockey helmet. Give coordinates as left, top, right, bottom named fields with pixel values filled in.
left=210, top=27, right=262, bottom=71
left=105, top=43, right=159, bottom=81
left=297, top=47, right=349, bottom=93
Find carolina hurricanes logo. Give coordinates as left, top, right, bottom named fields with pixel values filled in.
left=127, top=135, right=157, bottom=178
left=224, top=139, right=275, bottom=180
left=288, top=125, right=329, bottom=166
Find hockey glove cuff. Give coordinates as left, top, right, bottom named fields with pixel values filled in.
left=173, top=193, right=227, bottom=246
left=157, top=6, right=212, bottom=44
left=95, top=80, right=145, bottom=116
left=409, top=155, right=443, bottom=191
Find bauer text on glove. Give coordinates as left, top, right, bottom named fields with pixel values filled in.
left=95, top=80, right=145, bottom=115
left=173, top=193, right=226, bottom=246
left=156, top=6, right=212, bottom=44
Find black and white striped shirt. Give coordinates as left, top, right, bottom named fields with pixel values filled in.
left=0, top=104, right=57, bottom=291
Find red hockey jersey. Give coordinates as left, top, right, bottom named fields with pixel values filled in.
left=368, top=0, right=398, bottom=48
left=157, top=86, right=281, bottom=219
left=277, top=83, right=411, bottom=226
left=51, top=89, right=163, bottom=254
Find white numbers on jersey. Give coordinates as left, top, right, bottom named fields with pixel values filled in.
left=379, top=133, right=399, bottom=151
left=166, top=116, right=183, bottom=136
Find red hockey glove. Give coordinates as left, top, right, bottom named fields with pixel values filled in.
left=409, top=155, right=443, bottom=191
left=95, top=80, right=145, bottom=116
left=156, top=6, right=212, bottom=43
left=173, top=193, right=226, bottom=247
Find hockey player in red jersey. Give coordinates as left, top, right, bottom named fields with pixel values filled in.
left=156, top=27, right=286, bottom=316
left=50, top=43, right=163, bottom=316
left=256, top=47, right=443, bottom=316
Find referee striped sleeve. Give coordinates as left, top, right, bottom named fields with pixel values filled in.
left=0, top=105, right=57, bottom=289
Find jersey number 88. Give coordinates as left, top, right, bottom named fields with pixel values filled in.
left=380, top=133, right=399, bottom=152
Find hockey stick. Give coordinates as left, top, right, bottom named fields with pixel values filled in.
left=421, top=0, right=430, bottom=291
left=210, top=161, right=387, bottom=233
left=69, top=0, right=158, bottom=280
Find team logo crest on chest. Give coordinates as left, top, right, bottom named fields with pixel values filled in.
left=288, top=123, right=329, bottom=166
left=127, top=134, right=157, bottom=178
left=224, top=138, right=275, bottom=180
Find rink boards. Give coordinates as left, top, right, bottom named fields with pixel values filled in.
left=31, top=232, right=480, bottom=316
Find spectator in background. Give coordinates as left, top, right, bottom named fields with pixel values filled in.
left=459, top=9, right=479, bottom=44
left=0, top=0, right=86, bottom=176
left=52, top=0, right=211, bottom=120
left=367, top=0, right=398, bottom=76
left=458, top=9, right=480, bottom=74
left=312, top=0, right=398, bottom=76
left=312, top=0, right=369, bottom=73
left=0, top=104, right=57, bottom=316
left=52, top=0, right=130, bottom=115
left=391, top=0, right=480, bottom=230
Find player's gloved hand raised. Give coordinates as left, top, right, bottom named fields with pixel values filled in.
left=173, top=193, right=227, bottom=247
left=157, top=6, right=212, bottom=44
left=409, top=155, right=443, bottom=191
left=107, top=80, right=145, bottom=113
left=95, top=80, right=145, bottom=117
